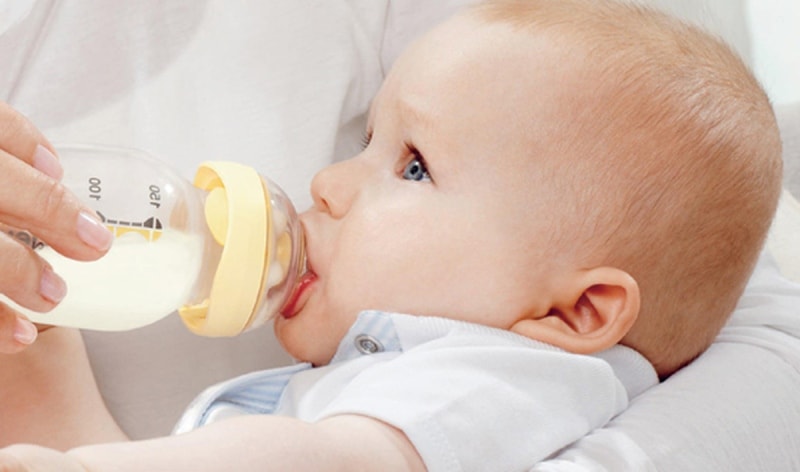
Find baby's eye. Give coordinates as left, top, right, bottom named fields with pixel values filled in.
left=402, top=153, right=431, bottom=182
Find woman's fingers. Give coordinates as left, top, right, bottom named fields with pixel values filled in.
left=0, top=307, right=39, bottom=354
left=0, top=231, right=64, bottom=354
left=0, top=150, right=113, bottom=261
left=0, top=231, right=65, bottom=312
left=0, top=102, right=60, bottom=178
left=0, top=102, right=98, bottom=351
left=0, top=102, right=111, bottom=260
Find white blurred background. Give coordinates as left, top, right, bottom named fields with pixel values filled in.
left=645, top=0, right=799, bottom=106
left=747, top=0, right=800, bottom=106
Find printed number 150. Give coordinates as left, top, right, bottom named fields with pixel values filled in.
left=149, top=185, right=161, bottom=208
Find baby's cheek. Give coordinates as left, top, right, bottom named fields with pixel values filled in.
left=327, top=210, right=444, bottom=308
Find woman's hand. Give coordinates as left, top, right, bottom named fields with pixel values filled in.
left=0, top=101, right=113, bottom=353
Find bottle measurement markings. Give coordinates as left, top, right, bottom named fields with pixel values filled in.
left=96, top=212, right=164, bottom=242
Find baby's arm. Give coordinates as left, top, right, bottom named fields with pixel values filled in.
left=0, top=328, right=126, bottom=449
left=0, top=413, right=425, bottom=472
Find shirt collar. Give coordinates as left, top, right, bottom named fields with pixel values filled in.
left=329, top=310, right=658, bottom=398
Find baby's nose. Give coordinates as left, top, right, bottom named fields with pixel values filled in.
left=310, top=158, right=369, bottom=218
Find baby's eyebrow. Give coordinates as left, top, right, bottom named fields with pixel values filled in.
left=396, top=96, right=434, bottom=131
left=395, top=96, right=436, bottom=136
left=366, top=87, right=436, bottom=135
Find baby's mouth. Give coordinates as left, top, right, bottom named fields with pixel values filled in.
left=279, top=270, right=317, bottom=319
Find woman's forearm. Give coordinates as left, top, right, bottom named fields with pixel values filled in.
left=0, top=328, right=127, bottom=449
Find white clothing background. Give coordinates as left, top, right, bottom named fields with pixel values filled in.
left=747, top=0, right=800, bottom=105
left=642, top=0, right=799, bottom=105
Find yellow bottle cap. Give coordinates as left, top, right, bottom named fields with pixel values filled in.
left=178, top=161, right=271, bottom=336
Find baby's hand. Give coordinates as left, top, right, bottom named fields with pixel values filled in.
left=0, top=445, right=87, bottom=472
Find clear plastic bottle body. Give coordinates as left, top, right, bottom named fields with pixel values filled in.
left=3, top=145, right=303, bottom=335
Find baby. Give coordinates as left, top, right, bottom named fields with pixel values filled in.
left=0, top=0, right=782, bottom=470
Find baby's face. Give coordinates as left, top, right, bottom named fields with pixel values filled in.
left=274, top=14, right=584, bottom=365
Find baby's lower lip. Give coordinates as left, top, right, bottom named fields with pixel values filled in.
left=279, top=272, right=318, bottom=319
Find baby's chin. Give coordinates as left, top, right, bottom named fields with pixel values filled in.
left=278, top=335, right=332, bottom=366
left=272, top=314, right=339, bottom=367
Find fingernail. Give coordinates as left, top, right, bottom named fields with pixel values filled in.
left=13, top=317, right=38, bottom=345
left=33, top=144, right=63, bottom=181
left=40, top=267, right=67, bottom=303
left=77, top=211, right=114, bottom=251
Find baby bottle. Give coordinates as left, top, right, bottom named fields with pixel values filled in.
left=9, top=144, right=305, bottom=336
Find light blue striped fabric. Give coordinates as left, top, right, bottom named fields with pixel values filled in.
left=205, top=363, right=309, bottom=416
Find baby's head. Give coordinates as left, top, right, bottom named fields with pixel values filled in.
left=274, top=0, right=782, bottom=377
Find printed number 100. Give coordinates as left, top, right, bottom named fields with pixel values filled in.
left=88, top=177, right=102, bottom=200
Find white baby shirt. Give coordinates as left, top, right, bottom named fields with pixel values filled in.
left=176, top=311, right=658, bottom=472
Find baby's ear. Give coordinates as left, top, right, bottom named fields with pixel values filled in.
left=510, top=267, right=640, bottom=354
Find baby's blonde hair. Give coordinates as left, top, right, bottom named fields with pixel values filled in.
left=473, top=0, right=783, bottom=376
